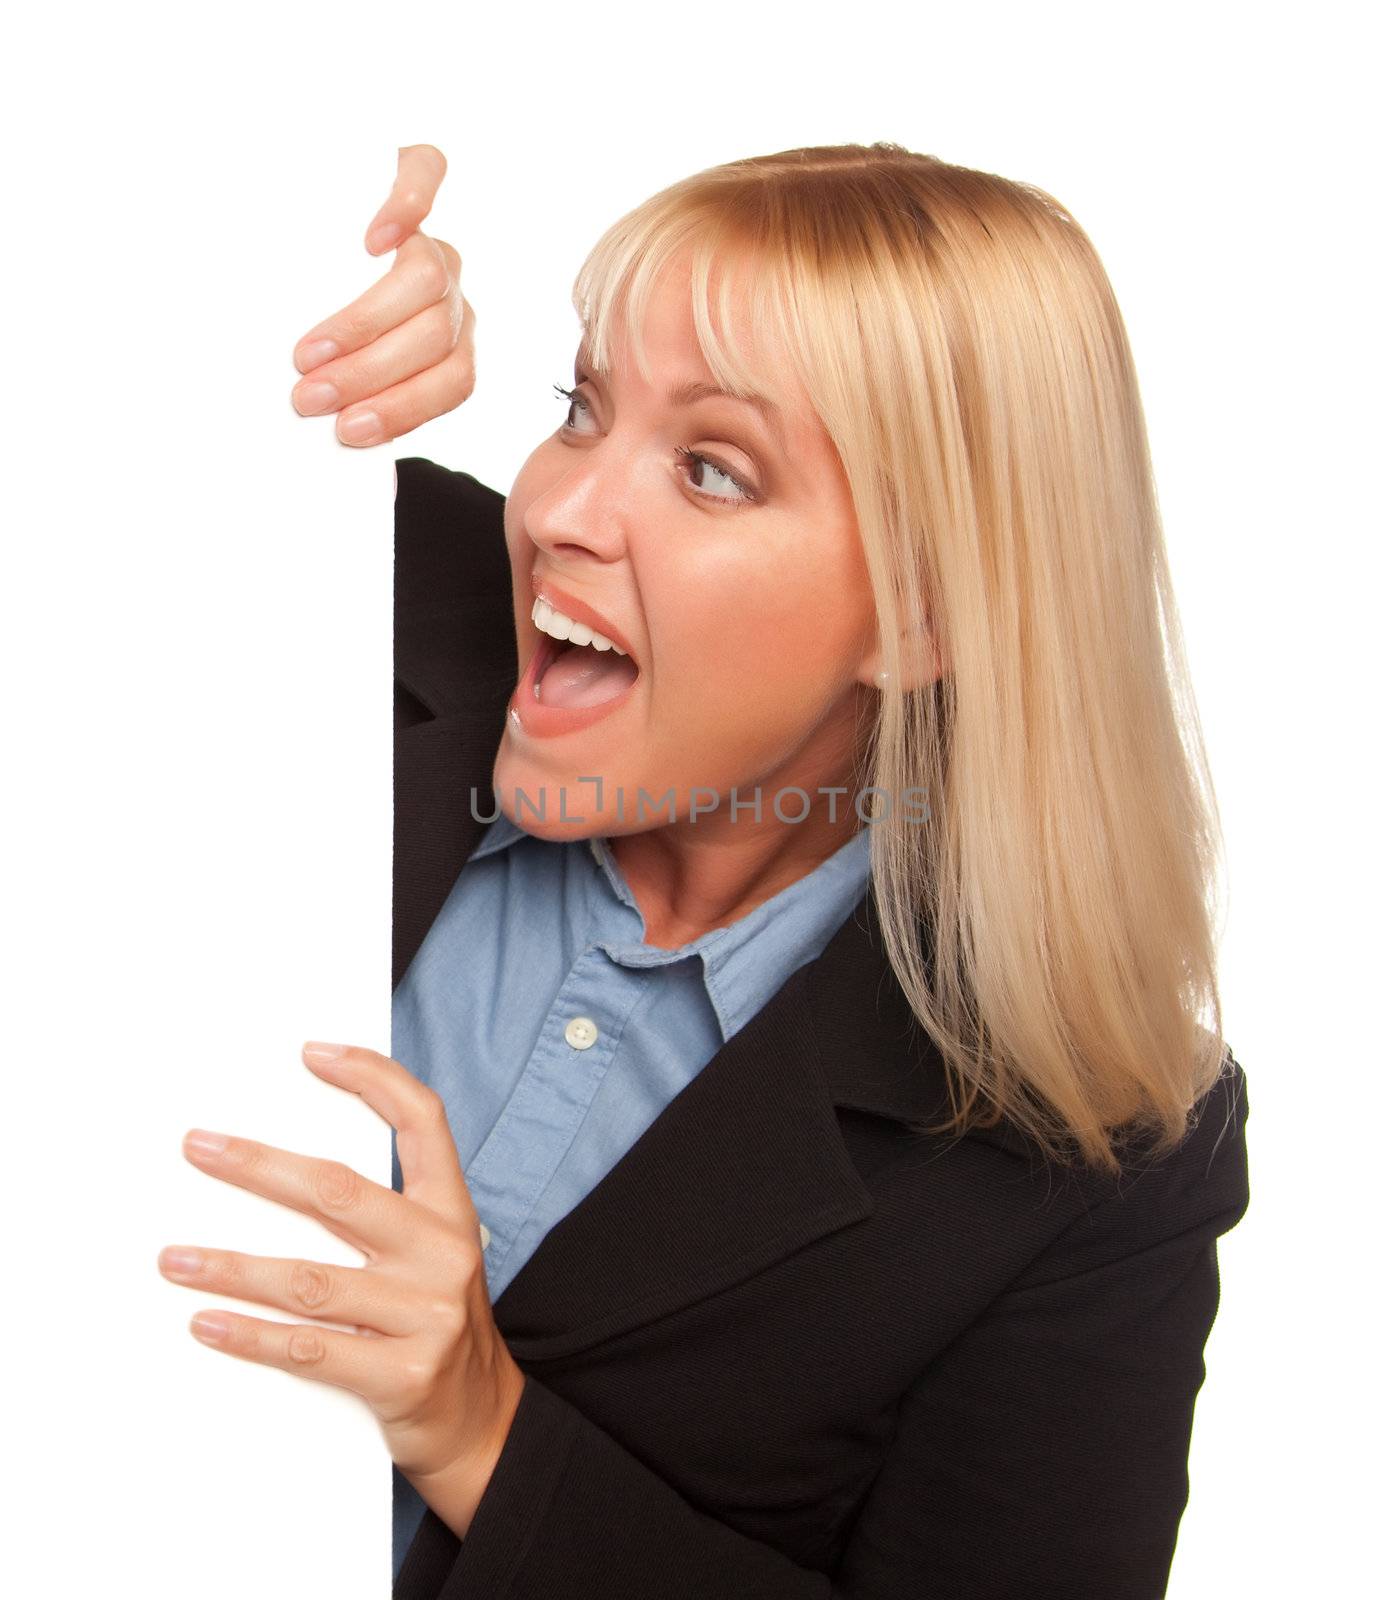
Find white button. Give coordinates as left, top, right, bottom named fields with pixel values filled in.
left=565, top=1015, right=599, bottom=1050
left=479, top=1222, right=491, bottom=1250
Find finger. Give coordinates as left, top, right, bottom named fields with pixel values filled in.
left=333, top=336, right=478, bottom=449
left=301, top=1043, right=476, bottom=1226
left=293, top=232, right=456, bottom=374
left=291, top=291, right=467, bottom=419
left=186, top=1307, right=397, bottom=1404
left=436, top=237, right=460, bottom=282
left=181, top=1128, right=411, bottom=1260
left=363, top=143, right=448, bottom=256
left=157, top=1244, right=418, bottom=1336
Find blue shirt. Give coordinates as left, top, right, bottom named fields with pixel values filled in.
left=388, top=814, right=872, bottom=1576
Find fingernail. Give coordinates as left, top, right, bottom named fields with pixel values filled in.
left=292, top=381, right=339, bottom=416
left=191, top=1313, right=230, bottom=1344
left=295, top=338, right=338, bottom=372
left=160, top=1247, right=204, bottom=1276
left=303, top=1041, right=347, bottom=1063
left=184, top=1129, right=229, bottom=1158
left=366, top=221, right=403, bottom=253
left=338, top=411, right=382, bottom=446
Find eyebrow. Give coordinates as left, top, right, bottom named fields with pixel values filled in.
left=575, top=361, right=788, bottom=454
left=666, top=381, right=787, bottom=451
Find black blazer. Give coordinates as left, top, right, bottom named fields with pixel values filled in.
left=391, top=456, right=1252, bottom=1600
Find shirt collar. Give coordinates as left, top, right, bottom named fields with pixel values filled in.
left=467, top=812, right=630, bottom=879
left=466, top=814, right=873, bottom=1046
left=466, top=810, right=531, bottom=863
left=695, top=828, right=872, bottom=1041
left=589, top=827, right=873, bottom=1043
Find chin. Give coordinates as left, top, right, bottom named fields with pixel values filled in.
left=486, top=750, right=608, bottom=839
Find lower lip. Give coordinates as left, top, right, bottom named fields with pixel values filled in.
left=508, top=631, right=640, bottom=739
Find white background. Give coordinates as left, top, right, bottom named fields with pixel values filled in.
left=4, top=3, right=1385, bottom=1595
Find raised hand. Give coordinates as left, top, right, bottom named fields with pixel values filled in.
left=290, top=145, right=476, bottom=447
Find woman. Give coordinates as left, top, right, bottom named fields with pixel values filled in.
left=160, top=142, right=1251, bottom=1597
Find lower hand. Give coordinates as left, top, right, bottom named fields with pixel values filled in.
left=158, top=1042, right=524, bottom=1522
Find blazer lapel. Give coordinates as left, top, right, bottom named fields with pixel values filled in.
left=484, top=878, right=1025, bottom=1362
left=489, top=954, right=879, bottom=1362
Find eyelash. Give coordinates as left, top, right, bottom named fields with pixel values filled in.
left=551, top=382, right=758, bottom=505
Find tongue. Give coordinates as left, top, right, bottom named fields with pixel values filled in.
left=538, top=642, right=639, bottom=709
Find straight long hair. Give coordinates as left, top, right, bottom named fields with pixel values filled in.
left=570, top=142, right=1236, bottom=1176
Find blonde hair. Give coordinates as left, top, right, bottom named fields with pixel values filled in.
left=571, top=142, right=1235, bottom=1176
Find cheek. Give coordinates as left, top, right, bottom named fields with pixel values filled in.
left=658, top=508, right=861, bottom=696
left=654, top=575, right=859, bottom=734
left=697, top=545, right=862, bottom=675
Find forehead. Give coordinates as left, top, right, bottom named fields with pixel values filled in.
left=579, top=248, right=818, bottom=447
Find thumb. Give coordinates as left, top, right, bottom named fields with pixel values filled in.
left=364, top=143, right=448, bottom=256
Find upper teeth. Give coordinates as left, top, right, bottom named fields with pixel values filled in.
left=532, top=596, right=626, bottom=655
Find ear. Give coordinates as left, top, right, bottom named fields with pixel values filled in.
left=856, top=617, right=947, bottom=692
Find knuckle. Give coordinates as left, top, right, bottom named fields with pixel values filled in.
left=228, top=1318, right=258, bottom=1356
left=211, top=1251, right=241, bottom=1291
left=223, top=1136, right=255, bottom=1170
left=289, top=1260, right=334, bottom=1312
left=422, top=1293, right=465, bottom=1337
left=427, top=302, right=459, bottom=357
left=440, top=330, right=475, bottom=384
left=287, top=1327, right=327, bottom=1368
left=413, top=252, right=450, bottom=303
left=337, top=305, right=379, bottom=344
left=314, top=1159, right=360, bottom=1211
left=451, top=353, right=478, bottom=401
left=445, top=1234, right=483, bottom=1285
left=399, top=1355, right=437, bottom=1404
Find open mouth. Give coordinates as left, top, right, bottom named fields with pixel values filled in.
left=528, top=595, right=641, bottom=710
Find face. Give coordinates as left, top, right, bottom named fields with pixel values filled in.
left=493, top=251, right=882, bottom=841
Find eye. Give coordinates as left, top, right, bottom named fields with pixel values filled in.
left=551, top=381, right=758, bottom=507
left=552, top=382, right=596, bottom=432
left=672, top=445, right=757, bottom=505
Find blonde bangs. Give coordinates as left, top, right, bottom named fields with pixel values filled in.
left=569, top=187, right=825, bottom=423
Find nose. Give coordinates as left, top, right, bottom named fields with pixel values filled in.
left=524, top=456, right=629, bottom=566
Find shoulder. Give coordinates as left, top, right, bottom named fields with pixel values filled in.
left=395, top=453, right=506, bottom=514
left=1018, top=1047, right=1252, bottom=1282
left=890, top=1041, right=1251, bottom=1300
left=394, top=456, right=512, bottom=610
